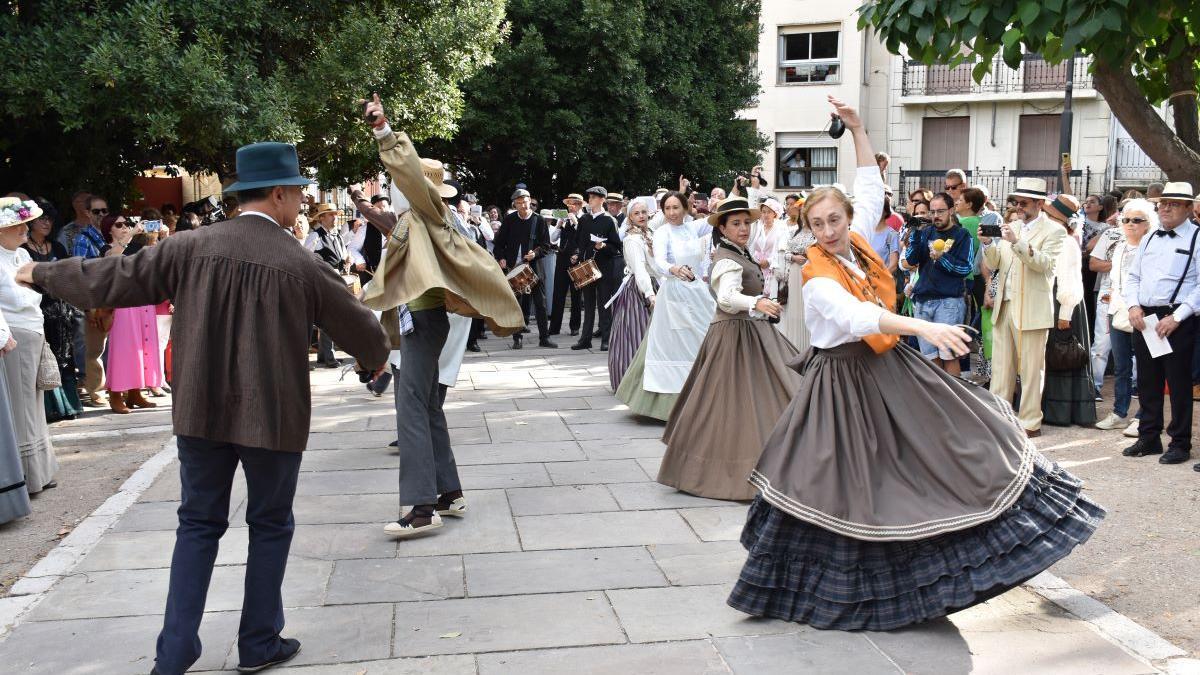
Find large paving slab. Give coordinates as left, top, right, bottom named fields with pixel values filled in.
left=0, top=341, right=1172, bottom=674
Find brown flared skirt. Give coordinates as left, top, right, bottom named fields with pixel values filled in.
left=751, top=341, right=1035, bottom=542
left=658, top=318, right=801, bottom=501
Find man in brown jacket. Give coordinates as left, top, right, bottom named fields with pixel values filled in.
left=17, top=142, right=389, bottom=675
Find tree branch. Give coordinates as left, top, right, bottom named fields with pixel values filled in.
left=1093, top=58, right=1200, bottom=186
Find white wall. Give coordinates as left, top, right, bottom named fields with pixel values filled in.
left=745, top=0, right=875, bottom=194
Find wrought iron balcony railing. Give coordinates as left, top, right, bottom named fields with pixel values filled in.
left=900, top=54, right=1093, bottom=98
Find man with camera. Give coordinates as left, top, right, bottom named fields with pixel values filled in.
left=980, top=177, right=1065, bottom=437
left=901, top=192, right=975, bottom=375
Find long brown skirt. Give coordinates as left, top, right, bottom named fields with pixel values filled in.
left=751, top=341, right=1035, bottom=541
left=658, top=318, right=801, bottom=501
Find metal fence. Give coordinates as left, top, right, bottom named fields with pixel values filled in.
left=900, top=54, right=1093, bottom=97
left=896, top=168, right=1098, bottom=209
left=1112, top=138, right=1168, bottom=185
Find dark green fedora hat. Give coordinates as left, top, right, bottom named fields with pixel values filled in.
left=224, top=142, right=314, bottom=192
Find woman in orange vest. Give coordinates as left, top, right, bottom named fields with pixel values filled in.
left=727, top=96, right=1105, bottom=631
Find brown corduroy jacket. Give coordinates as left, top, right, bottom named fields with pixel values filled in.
left=33, top=215, right=390, bottom=452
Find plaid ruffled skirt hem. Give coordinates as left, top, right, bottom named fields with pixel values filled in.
left=727, top=457, right=1104, bottom=631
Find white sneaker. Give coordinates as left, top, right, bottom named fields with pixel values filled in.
left=1095, top=413, right=1127, bottom=430
left=1122, top=419, right=1140, bottom=438
left=436, top=497, right=467, bottom=518
left=383, top=511, right=443, bottom=538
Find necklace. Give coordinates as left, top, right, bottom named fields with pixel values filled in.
left=28, top=238, right=50, bottom=255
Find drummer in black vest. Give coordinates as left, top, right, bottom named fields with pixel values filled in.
left=550, top=193, right=584, bottom=336
left=494, top=188, right=557, bottom=349
left=570, top=186, right=622, bottom=351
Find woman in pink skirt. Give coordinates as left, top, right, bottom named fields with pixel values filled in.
left=104, top=225, right=162, bottom=413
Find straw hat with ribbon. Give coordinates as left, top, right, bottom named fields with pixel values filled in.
left=1149, top=182, right=1197, bottom=203
left=707, top=196, right=760, bottom=228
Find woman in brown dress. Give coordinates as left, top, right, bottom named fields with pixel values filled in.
left=728, top=96, right=1105, bottom=631
left=656, top=197, right=801, bottom=501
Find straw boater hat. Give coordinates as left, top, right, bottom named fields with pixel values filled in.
left=707, top=196, right=760, bottom=228
left=420, top=158, right=457, bottom=199
left=311, top=203, right=339, bottom=220
left=605, top=192, right=624, bottom=203
left=0, top=197, right=43, bottom=228
left=1009, top=177, right=1049, bottom=201
left=562, top=193, right=584, bottom=206
left=1044, top=194, right=1081, bottom=226
left=1149, top=181, right=1196, bottom=203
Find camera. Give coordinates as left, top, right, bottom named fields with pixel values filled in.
left=904, top=213, right=932, bottom=229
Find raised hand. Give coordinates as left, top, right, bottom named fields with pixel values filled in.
left=362, top=93, right=388, bottom=129
left=827, top=95, right=863, bottom=130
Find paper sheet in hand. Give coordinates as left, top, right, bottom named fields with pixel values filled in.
left=1141, top=315, right=1173, bottom=358
left=589, top=234, right=606, bottom=243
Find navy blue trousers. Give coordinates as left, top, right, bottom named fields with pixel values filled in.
left=154, top=436, right=302, bottom=674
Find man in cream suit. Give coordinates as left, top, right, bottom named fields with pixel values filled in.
left=982, top=178, right=1066, bottom=437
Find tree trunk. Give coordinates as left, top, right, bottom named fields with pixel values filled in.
left=1165, top=40, right=1200, bottom=155
left=1093, top=59, right=1200, bottom=187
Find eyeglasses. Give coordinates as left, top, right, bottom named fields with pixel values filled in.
left=928, top=208, right=951, bottom=216
left=1120, top=217, right=1148, bottom=224
left=91, top=208, right=109, bottom=215
left=944, top=184, right=962, bottom=191
left=111, top=220, right=129, bottom=228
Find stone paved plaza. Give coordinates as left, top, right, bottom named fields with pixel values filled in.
left=0, top=343, right=1179, bottom=674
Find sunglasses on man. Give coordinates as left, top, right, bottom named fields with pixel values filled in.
left=944, top=184, right=963, bottom=192
left=91, top=207, right=109, bottom=215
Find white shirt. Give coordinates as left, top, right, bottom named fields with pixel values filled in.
left=1055, top=234, right=1084, bottom=321
left=0, top=246, right=43, bottom=334
left=710, top=256, right=760, bottom=314
left=1124, top=218, right=1200, bottom=321
left=651, top=220, right=707, bottom=278
left=347, top=225, right=367, bottom=266
left=622, top=233, right=657, bottom=299
left=799, top=165, right=889, bottom=348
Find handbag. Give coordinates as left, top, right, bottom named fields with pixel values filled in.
left=36, top=340, right=61, bottom=391
left=1046, top=328, right=1088, bottom=371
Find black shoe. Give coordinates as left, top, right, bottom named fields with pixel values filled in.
left=538, top=338, right=558, bottom=348
left=521, top=326, right=531, bottom=334
left=389, top=440, right=398, bottom=447
left=571, top=342, right=591, bottom=351
left=236, top=638, right=301, bottom=673
left=1159, top=447, right=1192, bottom=464
left=593, top=330, right=601, bottom=338
left=512, top=335, right=523, bottom=350
left=1193, top=461, right=1200, bottom=472
left=599, top=340, right=609, bottom=351
left=1122, top=437, right=1163, bottom=457
left=466, top=341, right=481, bottom=353
left=570, top=329, right=579, bottom=336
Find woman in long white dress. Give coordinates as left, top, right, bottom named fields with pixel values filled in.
left=779, top=219, right=815, bottom=352
left=750, top=198, right=790, bottom=300
left=616, top=192, right=715, bottom=420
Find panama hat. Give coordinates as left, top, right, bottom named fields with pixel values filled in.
left=1009, top=177, right=1048, bottom=201
left=562, top=193, right=584, bottom=206
left=707, top=196, right=760, bottom=228
left=311, top=203, right=340, bottom=220
left=419, top=158, right=457, bottom=199
left=1045, top=194, right=1081, bottom=225
left=1149, top=181, right=1196, bottom=203
left=0, top=197, right=42, bottom=228
left=223, top=142, right=315, bottom=192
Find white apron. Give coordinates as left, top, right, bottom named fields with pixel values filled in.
left=643, top=237, right=715, bottom=393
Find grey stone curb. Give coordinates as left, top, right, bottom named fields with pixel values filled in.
left=0, top=437, right=178, bottom=638
left=1025, top=572, right=1195, bottom=673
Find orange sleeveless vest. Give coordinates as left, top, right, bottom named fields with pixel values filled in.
left=801, top=231, right=899, bottom=354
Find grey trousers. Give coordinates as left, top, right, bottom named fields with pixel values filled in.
left=394, top=309, right=460, bottom=509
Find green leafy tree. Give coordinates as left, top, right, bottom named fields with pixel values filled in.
left=428, top=0, right=765, bottom=206
left=0, top=0, right=506, bottom=206
left=859, top=0, right=1200, bottom=186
